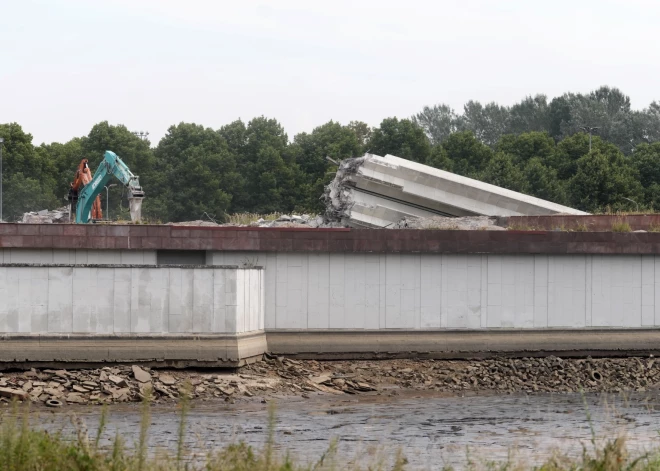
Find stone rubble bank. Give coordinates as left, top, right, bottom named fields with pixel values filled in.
left=0, top=356, right=655, bottom=406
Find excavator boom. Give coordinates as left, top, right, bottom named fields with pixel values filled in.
left=72, top=151, right=145, bottom=224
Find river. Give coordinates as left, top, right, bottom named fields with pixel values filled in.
left=31, top=391, right=660, bottom=469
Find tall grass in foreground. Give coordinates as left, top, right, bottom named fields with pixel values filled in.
left=1, top=392, right=660, bottom=471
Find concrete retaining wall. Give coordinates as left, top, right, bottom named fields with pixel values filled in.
left=0, top=265, right=263, bottom=334
left=211, top=252, right=660, bottom=330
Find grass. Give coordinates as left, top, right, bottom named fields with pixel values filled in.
left=611, top=221, right=632, bottom=232
left=2, top=392, right=660, bottom=470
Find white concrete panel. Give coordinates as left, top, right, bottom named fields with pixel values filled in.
left=213, top=269, right=226, bottom=332
left=96, top=268, right=115, bottom=334
left=112, top=268, right=131, bottom=333
left=193, top=269, right=214, bottom=333
left=486, top=255, right=502, bottom=327
left=642, top=256, right=655, bottom=326
left=364, top=255, right=381, bottom=329
left=307, top=253, right=330, bottom=329
left=420, top=255, right=441, bottom=328
left=286, top=254, right=306, bottom=329
left=344, top=254, right=366, bottom=329
left=224, top=269, right=237, bottom=333
left=47, top=267, right=73, bottom=333
left=329, top=254, right=345, bottom=329
left=533, top=256, right=548, bottom=328
left=385, top=254, right=403, bottom=328
left=72, top=268, right=95, bottom=333
left=548, top=256, right=586, bottom=327
left=235, top=270, right=246, bottom=333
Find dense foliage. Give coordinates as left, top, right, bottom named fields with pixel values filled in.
left=1, top=86, right=659, bottom=222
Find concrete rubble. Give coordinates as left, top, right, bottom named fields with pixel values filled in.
left=324, top=153, right=587, bottom=228
left=0, top=356, right=657, bottom=406
left=394, top=215, right=507, bottom=230
left=21, top=206, right=69, bottom=224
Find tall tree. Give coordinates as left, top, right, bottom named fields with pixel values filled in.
left=289, top=121, right=361, bottom=211
left=152, top=123, right=241, bottom=222
left=366, top=117, right=431, bottom=163
left=496, top=132, right=555, bottom=166
left=220, top=117, right=302, bottom=213
left=0, top=123, right=58, bottom=220
left=441, top=131, right=493, bottom=177
left=457, top=101, right=510, bottom=147
left=507, top=95, right=550, bottom=135
left=347, top=121, right=372, bottom=151
left=568, top=150, right=642, bottom=212
left=522, top=158, right=567, bottom=204
left=630, top=142, right=660, bottom=209
left=412, top=104, right=459, bottom=145
left=479, top=152, right=525, bottom=192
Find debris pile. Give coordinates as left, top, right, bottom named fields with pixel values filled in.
left=324, top=153, right=586, bottom=228
left=1, top=356, right=657, bottom=406
left=253, top=214, right=330, bottom=228
left=394, top=215, right=507, bottom=231
left=21, top=207, right=69, bottom=224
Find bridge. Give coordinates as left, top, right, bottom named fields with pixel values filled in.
left=1, top=221, right=659, bottom=368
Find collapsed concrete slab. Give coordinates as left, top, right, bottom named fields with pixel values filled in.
left=324, top=153, right=587, bottom=227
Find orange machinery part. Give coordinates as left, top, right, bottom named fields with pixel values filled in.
left=70, top=159, right=103, bottom=220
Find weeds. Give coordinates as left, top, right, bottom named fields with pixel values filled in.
left=611, top=221, right=632, bottom=232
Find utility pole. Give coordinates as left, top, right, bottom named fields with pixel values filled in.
left=0, top=137, right=4, bottom=222
left=580, top=126, right=599, bottom=152
left=132, top=131, right=149, bottom=140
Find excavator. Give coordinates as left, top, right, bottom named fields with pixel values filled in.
left=67, top=150, right=145, bottom=224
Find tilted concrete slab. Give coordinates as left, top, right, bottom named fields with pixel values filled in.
left=325, top=153, right=587, bottom=227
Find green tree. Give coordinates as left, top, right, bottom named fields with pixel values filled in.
left=507, top=95, right=550, bottom=135
left=497, top=132, right=555, bottom=166
left=479, top=152, right=525, bottom=192
left=37, top=138, right=84, bottom=204
left=289, top=121, right=361, bottom=212
left=152, top=123, right=241, bottom=222
left=441, top=131, right=493, bottom=177
left=366, top=117, right=431, bottom=163
left=347, top=121, right=372, bottom=152
left=0, top=123, right=58, bottom=220
left=412, top=104, right=459, bottom=145
left=220, top=117, right=302, bottom=213
left=568, top=150, right=642, bottom=212
left=522, top=158, right=567, bottom=204
left=426, top=145, right=453, bottom=171
left=630, top=142, right=660, bottom=209
left=457, top=101, right=510, bottom=147
left=2, top=173, right=58, bottom=221
left=548, top=95, right=572, bottom=140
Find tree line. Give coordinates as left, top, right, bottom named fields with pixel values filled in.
left=0, top=85, right=659, bottom=222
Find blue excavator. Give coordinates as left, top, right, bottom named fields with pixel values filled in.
left=67, top=150, right=145, bottom=223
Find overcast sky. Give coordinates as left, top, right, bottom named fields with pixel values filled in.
left=2, top=0, right=659, bottom=146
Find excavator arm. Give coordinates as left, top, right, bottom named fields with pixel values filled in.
left=74, top=151, right=145, bottom=224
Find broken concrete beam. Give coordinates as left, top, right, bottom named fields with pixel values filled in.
left=324, top=153, right=587, bottom=228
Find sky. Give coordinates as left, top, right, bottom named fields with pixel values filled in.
left=2, top=0, right=660, bottom=146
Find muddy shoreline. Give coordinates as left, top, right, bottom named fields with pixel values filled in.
left=0, top=355, right=657, bottom=407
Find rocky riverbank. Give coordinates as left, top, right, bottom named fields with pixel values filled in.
left=0, top=355, right=657, bottom=407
